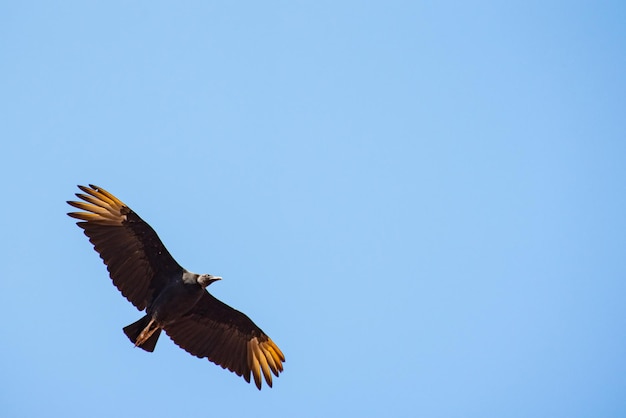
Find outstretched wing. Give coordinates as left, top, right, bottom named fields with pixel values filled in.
left=164, top=292, right=285, bottom=390
left=67, top=184, right=183, bottom=310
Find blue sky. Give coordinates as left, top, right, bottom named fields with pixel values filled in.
left=1, top=1, right=625, bottom=417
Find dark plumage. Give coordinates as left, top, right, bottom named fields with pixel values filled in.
left=67, top=184, right=284, bottom=389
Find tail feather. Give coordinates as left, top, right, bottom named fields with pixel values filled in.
left=123, top=315, right=162, bottom=352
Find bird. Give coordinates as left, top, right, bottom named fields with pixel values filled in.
left=67, top=184, right=284, bottom=389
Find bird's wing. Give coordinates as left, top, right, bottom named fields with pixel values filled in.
left=164, top=292, right=285, bottom=390
left=67, top=184, right=183, bottom=310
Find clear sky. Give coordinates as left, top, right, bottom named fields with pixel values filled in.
left=1, top=1, right=625, bottom=417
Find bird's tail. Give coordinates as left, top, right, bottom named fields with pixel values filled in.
left=123, top=315, right=162, bottom=352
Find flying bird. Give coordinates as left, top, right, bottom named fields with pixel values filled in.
left=67, top=184, right=284, bottom=389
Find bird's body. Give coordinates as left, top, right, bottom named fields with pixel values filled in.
left=125, top=271, right=219, bottom=351
left=67, top=185, right=284, bottom=389
left=148, top=271, right=216, bottom=325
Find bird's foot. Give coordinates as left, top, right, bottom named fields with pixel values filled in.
left=135, top=318, right=159, bottom=347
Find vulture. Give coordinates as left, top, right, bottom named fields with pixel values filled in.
left=67, top=184, right=284, bottom=389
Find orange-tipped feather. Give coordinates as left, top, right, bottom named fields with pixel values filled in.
left=67, top=212, right=122, bottom=225
left=253, top=343, right=273, bottom=387
left=75, top=193, right=120, bottom=216
left=89, top=184, right=125, bottom=207
left=78, top=185, right=113, bottom=204
left=263, top=344, right=279, bottom=375
left=67, top=201, right=114, bottom=216
left=248, top=340, right=262, bottom=389
left=265, top=340, right=285, bottom=369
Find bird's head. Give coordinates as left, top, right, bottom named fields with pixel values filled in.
left=198, top=274, right=222, bottom=288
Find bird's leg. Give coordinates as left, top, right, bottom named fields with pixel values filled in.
left=135, top=318, right=159, bottom=347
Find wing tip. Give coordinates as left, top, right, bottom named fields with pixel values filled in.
left=67, top=184, right=128, bottom=224
left=245, top=336, right=285, bottom=390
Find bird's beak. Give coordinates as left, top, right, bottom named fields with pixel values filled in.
left=210, top=275, right=222, bottom=283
